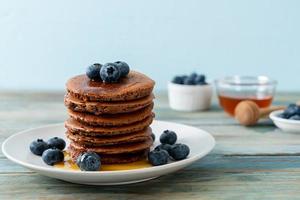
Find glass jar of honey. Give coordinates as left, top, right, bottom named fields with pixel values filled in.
left=215, top=76, right=277, bottom=116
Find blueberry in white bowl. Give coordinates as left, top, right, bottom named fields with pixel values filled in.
left=172, top=76, right=185, bottom=85
left=172, top=73, right=207, bottom=86
left=289, top=115, right=300, bottom=120
left=270, top=104, right=300, bottom=133
left=279, top=104, right=300, bottom=119
left=169, top=72, right=212, bottom=111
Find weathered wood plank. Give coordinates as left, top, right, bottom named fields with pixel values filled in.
left=0, top=155, right=300, bottom=199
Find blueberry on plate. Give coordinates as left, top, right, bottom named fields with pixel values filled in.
left=154, top=144, right=172, bottom=153
left=100, top=63, right=121, bottom=83
left=160, top=130, right=177, bottom=145
left=172, top=76, right=184, bottom=84
left=114, top=61, right=130, bottom=77
left=289, top=115, right=300, bottom=120
left=169, top=143, right=190, bottom=160
left=151, top=133, right=156, bottom=141
left=77, top=152, right=101, bottom=171
left=30, top=139, right=49, bottom=156
left=86, top=63, right=102, bottom=80
left=42, top=148, right=64, bottom=165
left=47, top=137, right=66, bottom=150
left=148, top=150, right=169, bottom=166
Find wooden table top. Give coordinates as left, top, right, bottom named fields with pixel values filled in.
left=1, top=91, right=300, bottom=199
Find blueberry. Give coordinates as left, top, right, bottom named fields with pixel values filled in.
left=195, top=74, right=205, bottom=82
left=288, top=103, right=297, bottom=107
left=154, top=144, right=172, bottom=153
left=86, top=63, right=102, bottom=80
left=183, top=73, right=198, bottom=85
left=278, top=113, right=288, bottom=119
left=183, top=77, right=195, bottom=85
left=189, top=72, right=198, bottom=80
left=100, top=63, right=121, bottom=83
left=148, top=150, right=169, bottom=166
left=289, top=115, right=300, bottom=120
left=30, top=139, right=49, bottom=156
left=296, top=106, right=300, bottom=115
left=160, top=130, right=177, bottom=145
left=282, top=104, right=300, bottom=118
left=151, top=133, right=156, bottom=141
left=77, top=152, right=101, bottom=171
left=42, top=149, right=64, bottom=165
left=169, top=144, right=190, bottom=160
left=195, top=74, right=206, bottom=85
left=172, top=76, right=184, bottom=84
left=47, top=137, right=66, bottom=150
left=114, top=61, right=130, bottom=77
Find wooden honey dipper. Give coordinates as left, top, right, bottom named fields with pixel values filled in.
left=234, top=100, right=286, bottom=126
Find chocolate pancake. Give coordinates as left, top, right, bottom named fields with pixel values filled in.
left=69, top=137, right=153, bottom=154
left=66, top=71, right=155, bottom=102
left=67, top=103, right=154, bottom=127
left=68, top=146, right=149, bottom=164
left=65, top=92, right=154, bottom=115
left=65, top=114, right=154, bottom=136
left=66, top=127, right=152, bottom=146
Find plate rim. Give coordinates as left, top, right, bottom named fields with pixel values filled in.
left=2, top=120, right=215, bottom=175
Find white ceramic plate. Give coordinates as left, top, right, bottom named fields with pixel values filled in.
left=270, top=110, right=300, bottom=133
left=2, top=120, right=215, bottom=185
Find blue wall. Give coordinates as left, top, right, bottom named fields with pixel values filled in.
left=0, top=0, right=299, bottom=91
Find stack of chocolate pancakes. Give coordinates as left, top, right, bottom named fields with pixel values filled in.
left=64, top=71, right=155, bottom=164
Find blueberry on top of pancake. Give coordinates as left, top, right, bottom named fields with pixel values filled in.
left=66, top=71, right=155, bottom=102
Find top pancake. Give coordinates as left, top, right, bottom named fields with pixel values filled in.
left=66, top=71, right=155, bottom=102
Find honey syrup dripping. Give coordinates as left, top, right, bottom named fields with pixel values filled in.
left=54, top=151, right=151, bottom=171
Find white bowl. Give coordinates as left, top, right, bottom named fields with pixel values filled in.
left=168, top=82, right=213, bottom=111
left=270, top=110, right=300, bottom=133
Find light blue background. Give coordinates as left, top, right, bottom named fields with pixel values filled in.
left=0, top=0, right=299, bottom=91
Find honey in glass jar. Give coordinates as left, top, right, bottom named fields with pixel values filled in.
left=215, top=76, right=277, bottom=116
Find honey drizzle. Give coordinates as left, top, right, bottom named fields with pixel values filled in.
left=54, top=152, right=151, bottom=171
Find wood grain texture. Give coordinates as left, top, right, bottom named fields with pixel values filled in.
left=1, top=91, right=300, bottom=199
